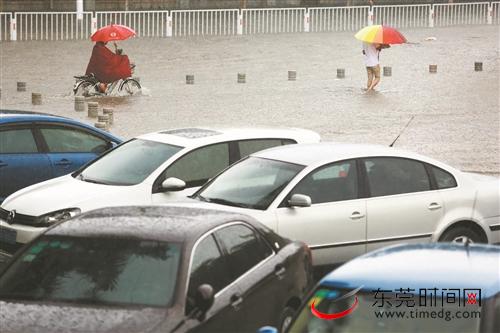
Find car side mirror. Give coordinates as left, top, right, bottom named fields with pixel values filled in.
left=288, top=194, right=311, bottom=207
left=193, top=284, right=214, bottom=321
left=161, top=177, right=186, bottom=192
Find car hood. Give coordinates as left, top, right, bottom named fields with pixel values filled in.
left=1, top=175, right=144, bottom=216
left=0, top=301, right=169, bottom=333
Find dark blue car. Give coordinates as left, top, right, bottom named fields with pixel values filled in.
left=0, top=110, right=122, bottom=203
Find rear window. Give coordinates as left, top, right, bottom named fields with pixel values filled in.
left=0, top=236, right=181, bottom=307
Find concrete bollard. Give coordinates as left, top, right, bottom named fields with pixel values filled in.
left=94, top=122, right=107, bottom=131
left=31, top=93, right=42, bottom=105
left=103, top=108, right=114, bottom=125
left=383, top=66, right=392, bottom=77
left=97, top=115, right=110, bottom=129
left=186, top=75, right=194, bottom=85
left=17, top=82, right=26, bottom=92
left=87, top=101, right=99, bottom=118
left=429, top=65, right=438, bottom=73
left=237, top=73, right=246, bottom=83
left=474, top=62, right=483, bottom=72
left=337, top=68, right=345, bottom=79
left=74, top=96, right=85, bottom=112
left=288, top=70, right=297, bottom=81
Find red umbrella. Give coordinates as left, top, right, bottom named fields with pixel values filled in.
left=91, top=24, right=136, bottom=42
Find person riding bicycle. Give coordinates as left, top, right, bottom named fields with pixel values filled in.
left=85, top=41, right=132, bottom=93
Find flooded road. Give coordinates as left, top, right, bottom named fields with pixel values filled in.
left=0, top=25, right=498, bottom=174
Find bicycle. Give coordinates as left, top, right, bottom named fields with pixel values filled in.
left=73, top=70, right=141, bottom=97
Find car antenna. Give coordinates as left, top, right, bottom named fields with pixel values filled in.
left=389, top=115, right=415, bottom=147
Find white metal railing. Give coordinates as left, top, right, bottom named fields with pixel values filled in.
left=492, top=1, right=500, bottom=24
left=171, top=9, right=238, bottom=36
left=1, top=2, right=499, bottom=42
left=434, top=2, right=490, bottom=26
left=242, top=8, right=305, bottom=34
left=15, top=12, right=92, bottom=41
left=373, top=4, right=430, bottom=28
left=0, top=12, right=11, bottom=41
left=96, top=11, right=169, bottom=37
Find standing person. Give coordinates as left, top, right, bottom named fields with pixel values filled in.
left=362, top=42, right=389, bottom=91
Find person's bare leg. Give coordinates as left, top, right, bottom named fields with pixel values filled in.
left=368, top=77, right=380, bottom=90
left=366, top=69, right=373, bottom=90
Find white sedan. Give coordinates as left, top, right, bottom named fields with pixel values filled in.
left=0, top=127, right=320, bottom=253
left=187, top=143, right=500, bottom=266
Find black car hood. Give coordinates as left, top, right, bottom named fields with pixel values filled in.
left=0, top=300, right=169, bottom=333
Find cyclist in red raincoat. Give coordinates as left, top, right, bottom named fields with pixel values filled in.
left=85, top=41, right=132, bottom=87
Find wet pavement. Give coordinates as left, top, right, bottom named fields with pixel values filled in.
left=0, top=25, right=498, bottom=175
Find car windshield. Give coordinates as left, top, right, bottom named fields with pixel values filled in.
left=0, top=235, right=181, bottom=308
left=289, top=287, right=482, bottom=333
left=76, top=139, right=183, bottom=185
left=196, top=157, right=304, bottom=210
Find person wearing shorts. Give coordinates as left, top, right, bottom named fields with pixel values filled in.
left=362, top=42, right=389, bottom=91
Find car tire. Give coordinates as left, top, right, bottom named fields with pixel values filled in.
left=439, top=226, right=484, bottom=244
left=279, top=306, right=296, bottom=333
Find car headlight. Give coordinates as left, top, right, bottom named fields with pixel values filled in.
left=37, top=208, right=81, bottom=227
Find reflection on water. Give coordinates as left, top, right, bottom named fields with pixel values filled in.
left=0, top=26, right=498, bottom=174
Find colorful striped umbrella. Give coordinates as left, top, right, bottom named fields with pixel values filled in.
left=355, top=25, right=407, bottom=44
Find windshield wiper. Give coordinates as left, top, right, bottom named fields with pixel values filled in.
left=202, top=197, right=254, bottom=209
left=77, top=174, right=110, bottom=185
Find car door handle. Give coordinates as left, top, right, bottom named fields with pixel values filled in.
left=230, top=293, right=243, bottom=309
left=350, top=211, right=365, bottom=220
left=275, top=264, right=286, bottom=280
left=55, top=159, right=72, bottom=166
left=428, top=202, right=442, bottom=210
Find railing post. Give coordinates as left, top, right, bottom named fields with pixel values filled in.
left=237, top=11, right=243, bottom=35
left=91, top=15, right=97, bottom=34
left=304, top=9, right=309, bottom=32
left=368, top=8, right=374, bottom=25
left=487, top=4, right=493, bottom=25
left=166, top=13, right=172, bottom=37
left=429, top=6, right=434, bottom=28
left=10, top=16, right=17, bottom=41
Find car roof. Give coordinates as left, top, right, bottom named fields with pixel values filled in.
left=135, top=127, right=319, bottom=148
left=252, top=142, right=456, bottom=170
left=0, top=109, right=122, bottom=142
left=46, top=205, right=261, bottom=243
left=319, top=243, right=500, bottom=298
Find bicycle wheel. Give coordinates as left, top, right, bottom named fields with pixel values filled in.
left=74, top=80, right=95, bottom=97
left=119, top=79, right=141, bottom=95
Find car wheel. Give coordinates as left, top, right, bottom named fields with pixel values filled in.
left=279, top=306, right=296, bottom=333
left=439, top=226, right=484, bottom=244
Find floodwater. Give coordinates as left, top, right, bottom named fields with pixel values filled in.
left=0, top=25, right=499, bottom=175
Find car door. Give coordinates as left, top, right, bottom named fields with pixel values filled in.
left=0, top=125, right=52, bottom=202
left=152, top=142, right=231, bottom=202
left=214, top=223, right=285, bottom=330
left=186, top=233, right=245, bottom=333
left=36, top=124, right=111, bottom=177
left=275, top=159, right=366, bottom=266
left=363, top=157, right=444, bottom=252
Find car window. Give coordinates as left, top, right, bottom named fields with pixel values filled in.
left=187, top=234, right=230, bottom=314
left=364, top=157, right=431, bottom=197
left=0, top=236, right=181, bottom=308
left=40, top=127, right=107, bottom=153
left=238, top=139, right=295, bottom=158
left=79, top=139, right=182, bottom=186
left=288, top=160, right=358, bottom=204
left=164, top=143, right=229, bottom=188
left=216, top=224, right=272, bottom=281
left=431, top=165, right=457, bottom=189
left=0, top=129, right=38, bottom=153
